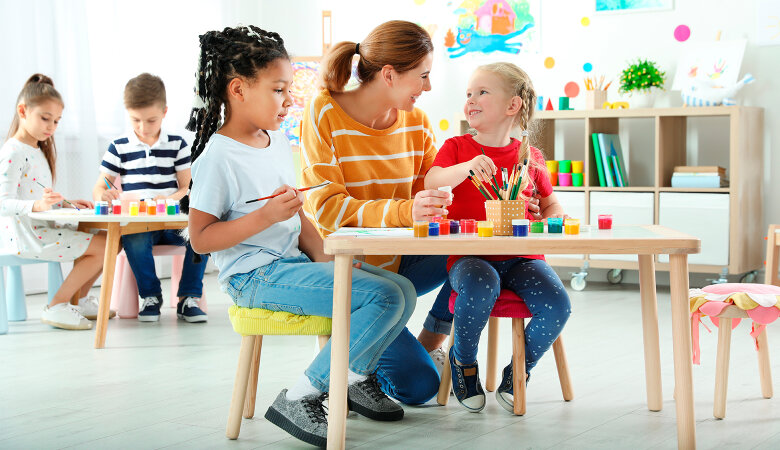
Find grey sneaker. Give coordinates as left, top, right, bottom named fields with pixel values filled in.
left=264, top=389, right=328, bottom=447
left=348, top=373, right=404, bottom=421
left=429, top=347, right=446, bottom=374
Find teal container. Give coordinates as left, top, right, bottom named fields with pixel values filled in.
left=547, top=217, right=563, bottom=233
left=558, top=160, right=572, bottom=173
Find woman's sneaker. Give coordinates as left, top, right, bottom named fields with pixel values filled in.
left=347, top=373, right=404, bottom=421
left=77, top=295, right=116, bottom=320
left=41, top=303, right=92, bottom=330
left=449, top=346, right=486, bottom=412
left=495, top=361, right=530, bottom=413
left=265, top=389, right=328, bottom=447
left=176, top=297, right=207, bottom=323
left=138, top=295, right=162, bottom=322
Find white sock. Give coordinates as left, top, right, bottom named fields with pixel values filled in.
left=286, top=374, right=322, bottom=400
left=348, top=370, right=367, bottom=385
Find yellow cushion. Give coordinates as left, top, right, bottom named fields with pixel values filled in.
left=228, top=305, right=332, bottom=336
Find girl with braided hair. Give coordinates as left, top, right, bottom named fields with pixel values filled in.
left=424, top=62, right=571, bottom=413
left=186, top=25, right=414, bottom=446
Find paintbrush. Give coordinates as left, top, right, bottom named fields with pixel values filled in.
left=246, top=181, right=331, bottom=204
left=35, top=181, right=80, bottom=210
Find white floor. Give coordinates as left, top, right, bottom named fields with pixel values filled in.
left=1, top=273, right=778, bottom=449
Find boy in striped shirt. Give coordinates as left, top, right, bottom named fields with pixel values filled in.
left=93, top=73, right=208, bottom=323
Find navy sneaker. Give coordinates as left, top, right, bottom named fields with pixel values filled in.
left=448, top=346, right=485, bottom=412
left=177, top=297, right=208, bottom=323
left=138, top=295, right=162, bottom=322
left=496, top=361, right=530, bottom=413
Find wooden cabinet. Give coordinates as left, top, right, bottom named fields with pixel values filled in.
left=463, top=106, right=764, bottom=276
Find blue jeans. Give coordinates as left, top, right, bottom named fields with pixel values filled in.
left=374, top=255, right=453, bottom=405
left=121, top=230, right=208, bottom=299
left=449, top=257, right=571, bottom=371
left=223, top=255, right=416, bottom=393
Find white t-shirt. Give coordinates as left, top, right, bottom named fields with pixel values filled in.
left=189, top=131, right=301, bottom=284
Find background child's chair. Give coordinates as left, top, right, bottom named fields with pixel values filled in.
left=110, top=245, right=207, bottom=318
left=437, top=289, right=574, bottom=415
left=0, top=255, right=64, bottom=334
left=225, top=305, right=331, bottom=440
left=689, top=282, right=776, bottom=418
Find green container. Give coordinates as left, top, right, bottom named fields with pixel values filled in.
left=530, top=221, right=545, bottom=233
left=558, top=159, right=572, bottom=173
left=572, top=172, right=584, bottom=186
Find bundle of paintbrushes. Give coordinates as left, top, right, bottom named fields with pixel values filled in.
left=468, top=157, right=530, bottom=235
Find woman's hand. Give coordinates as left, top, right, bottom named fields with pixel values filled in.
left=69, top=199, right=94, bottom=210
left=33, top=188, right=64, bottom=212
left=412, top=189, right=452, bottom=221
left=259, top=185, right=303, bottom=225
left=464, top=155, right=497, bottom=184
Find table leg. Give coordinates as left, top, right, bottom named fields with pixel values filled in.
left=94, top=223, right=120, bottom=349
left=669, top=254, right=696, bottom=449
left=327, top=254, right=352, bottom=450
left=638, top=255, right=663, bottom=411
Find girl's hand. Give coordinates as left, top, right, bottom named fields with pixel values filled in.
left=465, top=155, right=497, bottom=184
left=70, top=199, right=94, bottom=210
left=101, top=189, right=121, bottom=202
left=527, top=194, right=542, bottom=220
left=33, top=188, right=64, bottom=212
left=259, top=185, right=303, bottom=225
left=412, top=189, right=452, bottom=221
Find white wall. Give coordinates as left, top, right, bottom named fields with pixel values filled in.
left=259, top=0, right=779, bottom=231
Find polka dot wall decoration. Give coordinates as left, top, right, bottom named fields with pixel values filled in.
left=439, top=119, right=449, bottom=131
left=544, top=57, right=555, bottom=69
left=583, top=62, right=593, bottom=72
left=674, top=25, right=691, bottom=42
left=581, top=17, right=590, bottom=26
left=564, top=82, right=580, bottom=98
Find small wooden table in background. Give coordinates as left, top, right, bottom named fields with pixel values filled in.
left=29, top=211, right=188, bottom=349
left=324, top=225, right=700, bottom=449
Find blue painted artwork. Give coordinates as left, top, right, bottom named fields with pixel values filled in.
left=444, top=0, right=539, bottom=58
left=595, top=0, right=673, bottom=12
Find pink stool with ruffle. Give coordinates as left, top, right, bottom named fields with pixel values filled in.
left=689, top=283, right=777, bottom=418
left=110, top=245, right=207, bottom=318
left=437, top=289, right=573, bottom=415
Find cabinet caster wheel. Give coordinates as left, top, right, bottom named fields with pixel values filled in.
left=607, top=269, right=624, bottom=284
left=570, top=276, right=587, bottom=291
left=739, top=270, right=757, bottom=283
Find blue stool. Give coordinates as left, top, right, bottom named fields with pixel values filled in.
left=0, top=255, right=64, bottom=334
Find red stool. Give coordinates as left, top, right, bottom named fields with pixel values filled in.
left=437, top=289, right=573, bottom=415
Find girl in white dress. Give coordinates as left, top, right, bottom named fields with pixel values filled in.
left=0, top=74, right=108, bottom=330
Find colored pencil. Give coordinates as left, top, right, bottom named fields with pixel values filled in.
left=35, top=181, right=80, bottom=210
left=245, top=181, right=332, bottom=204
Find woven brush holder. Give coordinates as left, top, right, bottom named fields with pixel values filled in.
left=485, top=200, right=526, bottom=236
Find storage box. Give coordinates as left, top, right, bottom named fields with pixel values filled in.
left=485, top=200, right=526, bottom=236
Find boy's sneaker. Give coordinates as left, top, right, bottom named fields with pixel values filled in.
left=495, top=361, right=530, bottom=413
left=41, top=303, right=92, bottom=330
left=177, top=297, right=207, bottom=323
left=264, top=389, right=328, bottom=448
left=449, top=346, right=486, bottom=412
left=77, top=295, right=116, bottom=320
left=138, top=295, right=162, bottom=322
left=428, top=347, right=447, bottom=374
left=347, top=373, right=404, bottom=421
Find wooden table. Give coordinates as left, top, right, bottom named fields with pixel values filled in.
left=324, top=225, right=701, bottom=449
left=29, top=211, right=188, bottom=348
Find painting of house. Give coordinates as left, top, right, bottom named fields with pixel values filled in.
left=475, top=0, right=516, bottom=35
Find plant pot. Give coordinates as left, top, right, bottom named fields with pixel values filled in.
left=627, top=91, right=657, bottom=108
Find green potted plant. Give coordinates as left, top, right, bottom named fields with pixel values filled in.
left=619, top=59, right=666, bottom=108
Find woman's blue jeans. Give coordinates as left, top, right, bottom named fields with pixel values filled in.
left=223, top=255, right=416, bottom=393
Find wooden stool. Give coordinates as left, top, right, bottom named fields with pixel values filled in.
left=437, top=289, right=573, bottom=415
left=689, top=283, right=777, bottom=419
left=226, top=305, right=331, bottom=440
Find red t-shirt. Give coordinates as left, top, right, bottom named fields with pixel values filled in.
left=431, top=134, right=554, bottom=271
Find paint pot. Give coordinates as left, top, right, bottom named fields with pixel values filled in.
left=413, top=221, right=429, bottom=238
left=428, top=221, right=440, bottom=237
left=129, top=202, right=139, bottom=216
left=598, top=214, right=613, bottom=230
left=513, top=219, right=529, bottom=237
left=547, top=217, right=563, bottom=233
left=460, top=219, right=477, bottom=234
left=477, top=221, right=493, bottom=237
left=435, top=218, right=450, bottom=235
left=112, top=200, right=122, bottom=215
left=564, top=218, right=580, bottom=235
left=449, top=220, right=460, bottom=234
left=530, top=220, right=545, bottom=233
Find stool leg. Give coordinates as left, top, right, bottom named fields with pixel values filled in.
left=318, top=335, right=330, bottom=350
left=227, top=335, right=256, bottom=439
left=756, top=328, right=773, bottom=399
left=713, top=318, right=733, bottom=419
left=6, top=265, right=26, bottom=321
left=512, top=318, right=526, bottom=416
left=243, top=336, right=263, bottom=419
left=170, top=254, right=184, bottom=307
left=437, top=322, right=455, bottom=405
left=552, top=336, right=574, bottom=401
left=485, top=317, right=499, bottom=392
left=0, top=268, right=8, bottom=334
